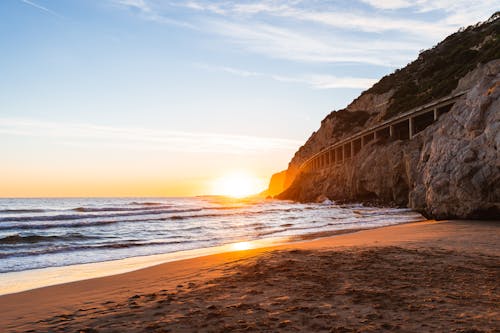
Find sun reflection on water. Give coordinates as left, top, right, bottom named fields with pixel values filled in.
left=230, top=241, right=253, bottom=251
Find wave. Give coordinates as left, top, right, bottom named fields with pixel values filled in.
left=0, top=239, right=194, bottom=260
left=0, top=206, right=423, bottom=232
left=168, top=213, right=224, bottom=220
left=0, top=206, right=320, bottom=231
left=0, top=219, right=122, bottom=231
left=0, top=233, right=91, bottom=245
left=0, top=214, right=212, bottom=231
left=0, top=208, right=203, bottom=223
left=0, top=204, right=305, bottom=224
left=129, top=201, right=165, bottom=206
left=167, top=207, right=304, bottom=221
left=255, top=216, right=423, bottom=238
left=0, top=209, right=47, bottom=214
left=352, top=208, right=415, bottom=216
left=73, top=205, right=172, bottom=213
left=201, top=205, right=245, bottom=211
left=256, top=222, right=342, bottom=237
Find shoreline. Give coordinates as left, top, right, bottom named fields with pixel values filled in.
left=1, top=219, right=498, bottom=332
left=0, top=236, right=289, bottom=297
left=0, top=219, right=423, bottom=297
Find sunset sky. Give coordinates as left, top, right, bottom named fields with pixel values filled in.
left=1, top=0, right=497, bottom=197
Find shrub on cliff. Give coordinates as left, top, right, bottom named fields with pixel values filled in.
left=322, top=110, right=370, bottom=138
left=365, top=12, right=500, bottom=119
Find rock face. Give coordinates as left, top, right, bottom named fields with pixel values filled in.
left=264, top=170, right=287, bottom=197
left=410, top=62, right=500, bottom=218
left=270, top=15, right=500, bottom=219
left=282, top=91, right=393, bottom=189
left=278, top=60, right=499, bottom=219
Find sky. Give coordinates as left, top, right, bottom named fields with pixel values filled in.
left=0, top=0, right=497, bottom=197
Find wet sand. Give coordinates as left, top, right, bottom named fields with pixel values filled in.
left=1, top=220, right=499, bottom=332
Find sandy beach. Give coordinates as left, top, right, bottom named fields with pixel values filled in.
left=1, top=219, right=499, bottom=332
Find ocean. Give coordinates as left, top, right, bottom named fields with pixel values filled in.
left=0, top=197, right=426, bottom=274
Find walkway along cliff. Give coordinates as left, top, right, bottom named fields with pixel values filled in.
left=266, top=13, right=500, bottom=219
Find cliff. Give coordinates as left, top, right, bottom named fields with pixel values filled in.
left=262, top=170, right=287, bottom=197
left=269, top=13, right=500, bottom=219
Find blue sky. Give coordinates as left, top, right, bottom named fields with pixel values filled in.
left=0, top=0, right=497, bottom=196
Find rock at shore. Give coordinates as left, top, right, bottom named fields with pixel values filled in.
left=262, top=170, right=288, bottom=197
left=269, top=14, right=500, bottom=219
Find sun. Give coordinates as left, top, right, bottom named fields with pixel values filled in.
left=211, top=172, right=266, bottom=198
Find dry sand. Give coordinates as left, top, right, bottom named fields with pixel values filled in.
left=0, top=220, right=499, bottom=332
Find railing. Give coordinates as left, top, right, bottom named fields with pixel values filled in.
left=300, top=90, right=468, bottom=172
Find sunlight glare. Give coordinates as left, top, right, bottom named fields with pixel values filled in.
left=211, top=172, right=265, bottom=198
left=230, top=241, right=253, bottom=251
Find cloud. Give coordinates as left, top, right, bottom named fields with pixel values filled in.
left=140, top=1, right=467, bottom=66
left=269, top=74, right=377, bottom=89
left=197, top=64, right=261, bottom=78
left=301, top=75, right=378, bottom=89
left=0, top=118, right=302, bottom=154
left=197, top=64, right=377, bottom=89
left=359, top=0, right=497, bottom=26
left=177, top=0, right=457, bottom=37
left=109, top=0, right=498, bottom=67
left=19, top=0, right=63, bottom=18
left=111, top=0, right=194, bottom=28
left=204, top=20, right=419, bottom=66
left=359, top=0, right=413, bottom=10
left=113, top=0, right=151, bottom=13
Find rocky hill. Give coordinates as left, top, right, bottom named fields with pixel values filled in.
left=267, top=13, right=500, bottom=219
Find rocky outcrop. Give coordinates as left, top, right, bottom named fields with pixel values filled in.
left=409, top=61, right=500, bottom=218
left=263, top=170, right=287, bottom=197
left=277, top=60, right=500, bottom=219
left=282, top=91, right=393, bottom=189
left=269, top=13, right=500, bottom=219
left=281, top=13, right=499, bottom=195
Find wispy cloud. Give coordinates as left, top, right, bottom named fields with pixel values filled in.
left=198, top=65, right=261, bottom=78
left=19, top=0, right=63, bottom=18
left=0, top=118, right=302, bottom=154
left=206, top=20, right=422, bottom=67
left=113, top=0, right=152, bottom=13
left=111, top=0, right=194, bottom=28
left=359, top=0, right=413, bottom=10
left=182, top=1, right=453, bottom=37
left=359, top=0, right=497, bottom=25
left=109, top=0, right=498, bottom=67
left=197, top=64, right=377, bottom=89
left=300, top=75, right=378, bottom=90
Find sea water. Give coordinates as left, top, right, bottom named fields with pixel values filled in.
left=0, top=197, right=425, bottom=274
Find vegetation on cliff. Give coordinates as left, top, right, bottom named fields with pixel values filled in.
left=369, top=12, right=500, bottom=118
